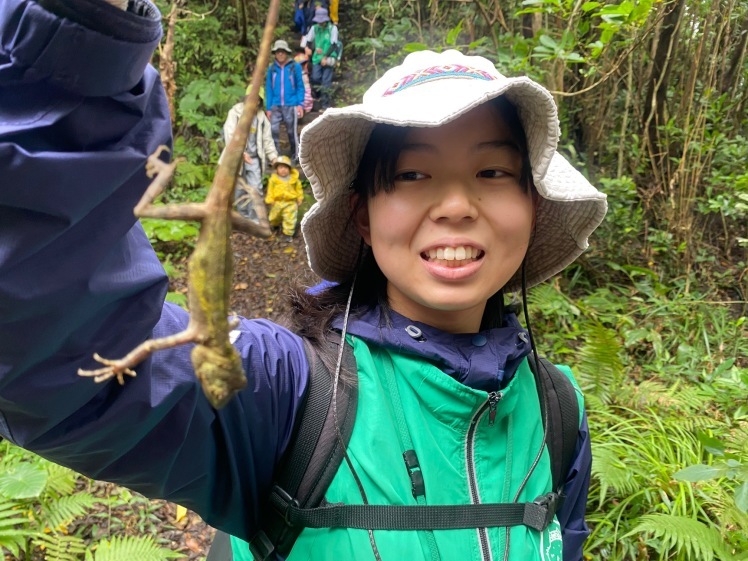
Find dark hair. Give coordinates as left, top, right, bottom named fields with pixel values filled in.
left=285, top=96, right=534, bottom=351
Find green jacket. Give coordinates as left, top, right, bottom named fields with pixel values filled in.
left=232, top=334, right=583, bottom=561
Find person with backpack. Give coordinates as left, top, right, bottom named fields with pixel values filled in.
left=265, top=39, right=305, bottom=161
left=300, top=7, right=339, bottom=111
left=0, top=3, right=608, bottom=561
left=219, top=85, right=279, bottom=221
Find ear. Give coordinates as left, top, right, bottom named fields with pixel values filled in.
left=531, top=188, right=540, bottom=230
left=350, top=194, right=372, bottom=245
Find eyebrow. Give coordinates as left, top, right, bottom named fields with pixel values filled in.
left=400, top=139, right=521, bottom=154
left=476, top=140, right=521, bottom=153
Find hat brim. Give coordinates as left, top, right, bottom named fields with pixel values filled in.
left=300, top=77, right=607, bottom=291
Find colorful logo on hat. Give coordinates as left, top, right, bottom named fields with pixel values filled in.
left=382, top=64, right=496, bottom=96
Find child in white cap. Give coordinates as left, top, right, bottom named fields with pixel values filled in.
left=1, top=1, right=607, bottom=560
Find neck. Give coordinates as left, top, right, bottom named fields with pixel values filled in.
left=386, top=286, right=486, bottom=334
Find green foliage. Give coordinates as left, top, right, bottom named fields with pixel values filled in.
left=34, top=534, right=88, bottom=561
left=0, top=500, right=38, bottom=558
left=140, top=216, right=199, bottom=262
left=0, top=441, right=188, bottom=560
left=625, top=514, right=731, bottom=561
left=675, top=434, right=748, bottom=514
left=86, top=535, right=183, bottom=561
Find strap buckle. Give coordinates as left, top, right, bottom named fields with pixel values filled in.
left=272, top=485, right=300, bottom=527
left=524, top=492, right=560, bottom=531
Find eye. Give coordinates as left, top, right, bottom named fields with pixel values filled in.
left=477, top=169, right=509, bottom=179
left=394, top=170, right=428, bottom=181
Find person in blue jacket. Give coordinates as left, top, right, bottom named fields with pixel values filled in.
left=0, top=1, right=607, bottom=560
left=265, top=39, right=305, bottom=162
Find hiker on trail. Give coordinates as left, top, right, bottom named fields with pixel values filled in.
left=265, top=155, right=304, bottom=241
left=265, top=39, right=305, bottom=161
left=220, top=85, right=278, bottom=220
left=1, top=3, right=609, bottom=561
left=300, top=7, right=339, bottom=111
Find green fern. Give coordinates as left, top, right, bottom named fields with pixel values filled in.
left=42, top=493, right=101, bottom=531
left=591, top=444, right=639, bottom=501
left=86, top=535, right=185, bottom=561
left=576, top=321, right=625, bottom=401
left=625, top=514, right=733, bottom=561
left=34, top=532, right=87, bottom=561
left=0, top=499, right=38, bottom=558
left=44, top=463, right=79, bottom=498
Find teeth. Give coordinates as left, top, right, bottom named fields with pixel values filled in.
left=425, top=245, right=480, bottom=263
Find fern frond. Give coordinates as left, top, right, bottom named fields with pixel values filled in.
left=44, top=463, right=79, bottom=498
left=591, top=444, right=640, bottom=498
left=626, top=513, right=732, bottom=561
left=41, top=493, right=100, bottom=530
left=91, top=535, right=186, bottom=561
left=33, top=532, right=88, bottom=561
left=0, top=499, right=35, bottom=558
left=576, top=321, right=625, bottom=402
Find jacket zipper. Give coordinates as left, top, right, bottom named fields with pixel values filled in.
left=466, top=391, right=502, bottom=561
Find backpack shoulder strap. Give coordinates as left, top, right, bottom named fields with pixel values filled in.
left=527, top=355, right=580, bottom=493
left=248, top=335, right=358, bottom=561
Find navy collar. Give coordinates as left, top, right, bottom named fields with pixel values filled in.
left=332, top=307, right=531, bottom=392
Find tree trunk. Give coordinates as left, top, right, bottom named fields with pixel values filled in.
left=721, top=16, right=748, bottom=94
left=643, top=0, right=685, bottom=170
left=236, top=0, right=248, bottom=46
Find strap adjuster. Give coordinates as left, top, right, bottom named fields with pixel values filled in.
left=271, top=485, right=300, bottom=526
left=523, top=492, right=559, bottom=531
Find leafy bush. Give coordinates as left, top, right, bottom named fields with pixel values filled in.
left=0, top=441, right=184, bottom=560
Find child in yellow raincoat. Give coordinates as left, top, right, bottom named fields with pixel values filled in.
left=266, top=156, right=304, bottom=240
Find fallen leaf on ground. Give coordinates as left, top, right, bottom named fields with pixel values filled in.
left=185, top=536, right=202, bottom=553
left=234, top=282, right=249, bottom=290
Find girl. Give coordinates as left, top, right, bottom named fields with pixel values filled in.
left=0, top=1, right=607, bottom=561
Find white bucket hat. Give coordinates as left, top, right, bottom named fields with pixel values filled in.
left=299, top=49, right=607, bottom=291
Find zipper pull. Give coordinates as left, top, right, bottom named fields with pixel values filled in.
left=487, top=391, right=502, bottom=426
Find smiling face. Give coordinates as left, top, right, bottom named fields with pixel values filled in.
left=354, top=103, right=535, bottom=333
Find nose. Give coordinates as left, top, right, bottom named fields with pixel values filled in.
left=429, top=181, right=479, bottom=223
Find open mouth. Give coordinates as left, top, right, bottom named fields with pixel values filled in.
left=421, top=245, right=484, bottom=268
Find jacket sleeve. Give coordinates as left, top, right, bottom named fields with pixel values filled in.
left=330, top=24, right=339, bottom=48
left=223, top=104, right=240, bottom=146
left=260, top=114, right=278, bottom=163
left=0, top=0, right=310, bottom=540
left=265, top=66, right=274, bottom=109
left=294, top=62, right=305, bottom=106
left=557, top=413, right=592, bottom=561
left=300, top=26, right=314, bottom=48
left=265, top=177, right=277, bottom=204
left=294, top=178, right=304, bottom=201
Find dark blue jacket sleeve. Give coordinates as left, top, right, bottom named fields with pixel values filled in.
left=0, top=0, right=309, bottom=540
left=557, top=412, right=592, bottom=560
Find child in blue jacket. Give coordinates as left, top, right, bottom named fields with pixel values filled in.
left=0, top=1, right=607, bottom=559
